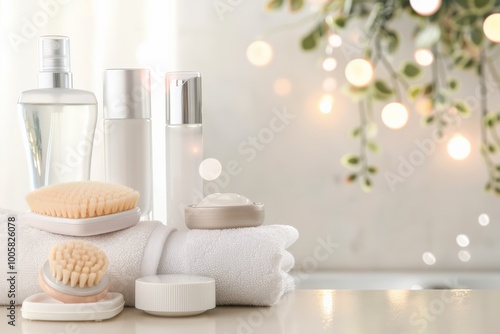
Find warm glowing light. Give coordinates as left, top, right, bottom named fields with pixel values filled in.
left=322, top=57, right=337, bottom=71
left=414, top=48, right=434, bottom=66
left=199, top=158, right=222, bottom=181
left=447, top=134, right=471, bottom=160
left=381, top=102, right=409, bottom=129
left=409, top=0, right=442, bottom=16
left=274, top=78, right=292, bottom=96
left=328, top=33, right=342, bottom=48
left=456, top=234, right=470, bottom=247
left=319, top=94, right=334, bottom=114
left=415, top=97, right=433, bottom=116
left=345, top=58, right=374, bottom=87
left=246, top=41, right=273, bottom=67
left=422, top=252, right=436, bottom=265
left=322, top=78, right=337, bottom=92
left=483, top=14, right=500, bottom=43
left=458, top=250, right=471, bottom=262
left=478, top=213, right=490, bottom=226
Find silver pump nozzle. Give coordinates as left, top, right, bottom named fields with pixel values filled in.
left=166, top=72, right=202, bottom=125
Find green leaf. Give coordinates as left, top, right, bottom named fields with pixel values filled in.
left=385, top=30, right=400, bottom=54
left=266, top=0, right=284, bottom=10
left=471, top=0, right=493, bottom=13
left=447, top=78, right=459, bottom=92
left=351, top=127, right=361, bottom=138
left=454, top=101, right=471, bottom=117
left=401, top=62, right=422, bottom=79
left=456, top=14, right=478, bottom=25
left=423, top=83, right=434, bottom=95
left=334, top=16, right=347, bottom=28
left=495, top=187, right=500, bottom=196
left=373, top=80, right=394, bottom=100
left=408, top=85, right=423, bottom=100
left=301, top=34, right=316, bottom=50
left=423, top=115, right=435, bottom=125
left=346, top=173, right=357, bottom=183
left=496, top=165, right=500, bottom=172
left=485, top=182, right=492, bottom=192
left=361, top=177, right=372, bottom=193
left=289, top=0, right=304, bottom=11
left=455, top=0, right=469, bottom=8
left=367, top=166, right=378, bottom=174
left=415, top=25, right=441, bottom=48
left=470, top=27, right=484, bottom=46
left=367, top=141, right=379, bottom=153
left=488, top=144, right=496, bottom=153
left=341, top=154, right=360, bottom=167
left=484, top=113, right=497, bottom=128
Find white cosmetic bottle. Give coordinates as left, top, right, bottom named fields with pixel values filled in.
left=165, top=72, right=203, bottom=229
left=104, top=69, right=153, bottom=220
left=18, top=35, right=97, bottom=189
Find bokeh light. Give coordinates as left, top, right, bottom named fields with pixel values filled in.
left=447, top=134, right=471, bottom=160
left=322, top=57, right=337, bottom=72
left=415, top=97, right=433, bottom=116
left=246, top=40, right=273, bottom=67
left=456, top=234, right=470, bottom=247
left=274, top=78, right=292, bottom=96
left=409, top=0, right=442, bottom=16
left=328, top=33, right=342, bottom=47
left=199, top=158, right=222, bottom=181
left=414, top=48, right=434, bottom=66
left=458, top=250, right=471, bottom=262
left=345, top=58, right=374, bottom=87
left=478, top=213, right=490, bottom=226
left=422, top=252, right=436, bottom=265
left=381, top=102, right=409, bottom=129
left=483, top=13, right=500, bottom=43
left=322, top=77, right=337, bottom=92
left=319, top=94, right=334, bottom=114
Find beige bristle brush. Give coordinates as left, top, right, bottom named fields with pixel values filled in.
left=38, top=240, right=110, bottom=304
left=24, top=181, right=141, bottom=236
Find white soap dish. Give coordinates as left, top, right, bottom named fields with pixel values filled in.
left=24, top=207, right=141, bottom=236
left=21, top=292, right=125, bottom=321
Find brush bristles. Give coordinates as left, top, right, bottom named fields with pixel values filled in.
left=26, top=181, right=139, bottom=218
left=48, top=240, right=108, bottom=288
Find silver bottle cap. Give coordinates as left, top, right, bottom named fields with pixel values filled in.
left=38, top=35, right=73, bottom=89
left=103, top=69, right=151, bottom=119
left=166, top=72, right=202, bottom=125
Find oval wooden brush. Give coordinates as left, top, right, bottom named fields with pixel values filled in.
left=38, top=240, right=110, bottom=303
left=24, top=181, right=141, bottom=236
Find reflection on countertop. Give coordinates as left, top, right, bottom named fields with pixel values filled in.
left=8, top=289, right=498, bottom=334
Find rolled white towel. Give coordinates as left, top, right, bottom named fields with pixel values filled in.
left=0, top=209, right=298, bottom=306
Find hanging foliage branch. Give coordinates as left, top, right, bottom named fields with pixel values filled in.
left=267, top=0, right=500, bottom=195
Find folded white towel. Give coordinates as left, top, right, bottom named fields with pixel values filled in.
left=158, top=225, right=299, bottom=306
left=0, top=209, right=298, bottom=306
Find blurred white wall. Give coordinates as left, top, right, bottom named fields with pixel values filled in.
left=0, top=0, right=499, bottom=271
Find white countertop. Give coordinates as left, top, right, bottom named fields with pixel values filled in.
left=4, top=289, right=500, bottom=333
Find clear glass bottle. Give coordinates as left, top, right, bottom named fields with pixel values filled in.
left=165, top=72, right=203, bottom=229
left=18, top=36, right=97, bottom=189
left=103, top=69, right=153, bottom=220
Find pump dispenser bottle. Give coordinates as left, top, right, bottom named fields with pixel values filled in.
left=18, top=35, right=97, bottom=189
left=103, top=69, right=153, bottom=220
left=165, top=72, right=203, bottom=229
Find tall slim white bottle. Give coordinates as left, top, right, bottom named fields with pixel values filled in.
left=18, top=36, right=97, bottom=189
left=165, top=72, right=203, bottom=229
left=104, top=69, right=153, bottom=220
